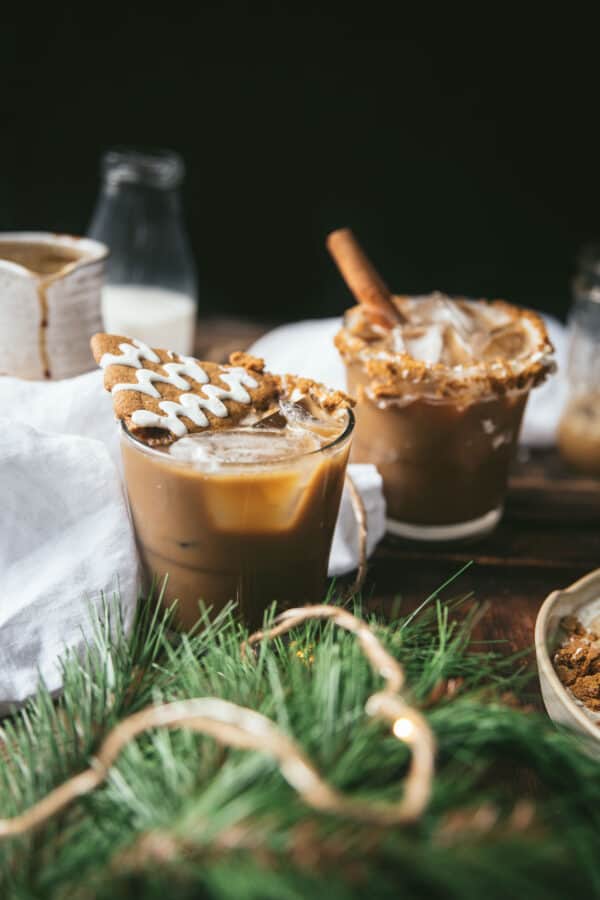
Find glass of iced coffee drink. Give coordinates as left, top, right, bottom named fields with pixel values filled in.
left=328, top=229, right=554, bottom=542
left=92, top=333, right=353, bottom=628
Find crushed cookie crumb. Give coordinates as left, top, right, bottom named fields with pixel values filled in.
left=553, top=615, right=600, bottom=715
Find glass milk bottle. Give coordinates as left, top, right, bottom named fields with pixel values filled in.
left=88, top=148, right=197, bottom=355
left=557, top=242, right=600, bottom=474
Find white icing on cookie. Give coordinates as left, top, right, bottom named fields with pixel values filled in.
left=100, top=338, right=159, bottom=370
left=130, top=368, right=258, bottom=435
left=100, top=338, right=259, bottom=435
left=111, top=358, right=209, bottom=398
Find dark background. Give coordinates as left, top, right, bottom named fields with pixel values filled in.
left=1, top=6, right=598, bottom=323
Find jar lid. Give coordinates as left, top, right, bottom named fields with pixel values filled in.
left=102, top=148, right=184, bottom=189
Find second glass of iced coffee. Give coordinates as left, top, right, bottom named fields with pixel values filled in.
left=328, top=229, right=554, bottom=541
left=92, top=334, right=353, bottom=628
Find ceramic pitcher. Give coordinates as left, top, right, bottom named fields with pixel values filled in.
left=0, top=232, right=108, bottom=380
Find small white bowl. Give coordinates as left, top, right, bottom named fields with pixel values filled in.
left=535, top=568, right=600, bottom=745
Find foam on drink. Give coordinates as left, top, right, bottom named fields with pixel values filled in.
left=168, top=427, right=322, bottom=469
left=166, top=398, right=345, bottom=471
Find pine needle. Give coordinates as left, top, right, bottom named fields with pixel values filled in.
left=0, top=572, right=598, bottom=899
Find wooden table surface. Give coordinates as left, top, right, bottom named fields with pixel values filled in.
left=197, top=317, right=600, bottom=666
left=373, top=448, right=600, bottom=656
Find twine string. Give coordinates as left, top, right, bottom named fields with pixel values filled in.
left=243, top=605, right=405, bottom=693
left=0, top=607, right=435, bottom=839
left=244, top=605, right=435, bottom=822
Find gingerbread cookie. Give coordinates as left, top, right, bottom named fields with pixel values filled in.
left=91, top=334, right=353, bottom=446
left=91, top=334, right=281, bottom=445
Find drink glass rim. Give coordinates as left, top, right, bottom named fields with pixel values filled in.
left=338, top=294, right=554, bottom=403
left=119, top=407, right=354, bottom=469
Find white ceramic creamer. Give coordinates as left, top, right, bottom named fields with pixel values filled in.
left=0, top=232, right=108, bottom=380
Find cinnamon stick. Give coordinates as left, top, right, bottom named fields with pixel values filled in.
left=326, top=228, right=402, bottom=328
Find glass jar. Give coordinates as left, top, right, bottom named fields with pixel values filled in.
left=87, top=148, right=197, bottom=355
left=557, top=243, right=600, bottom=474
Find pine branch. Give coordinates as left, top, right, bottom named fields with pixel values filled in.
left=0, top=577, right=598, bottom=900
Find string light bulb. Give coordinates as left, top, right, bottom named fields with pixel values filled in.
left=393, top=717, right=416, bottom=741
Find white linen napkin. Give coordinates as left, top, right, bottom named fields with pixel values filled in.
left=0, top=397, right=138, bottom=713
left=249, top=314, right=569, bottom=448
left=0, top=369, right=121, bottom=462
left=329, top=464, right=386, bottom=576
